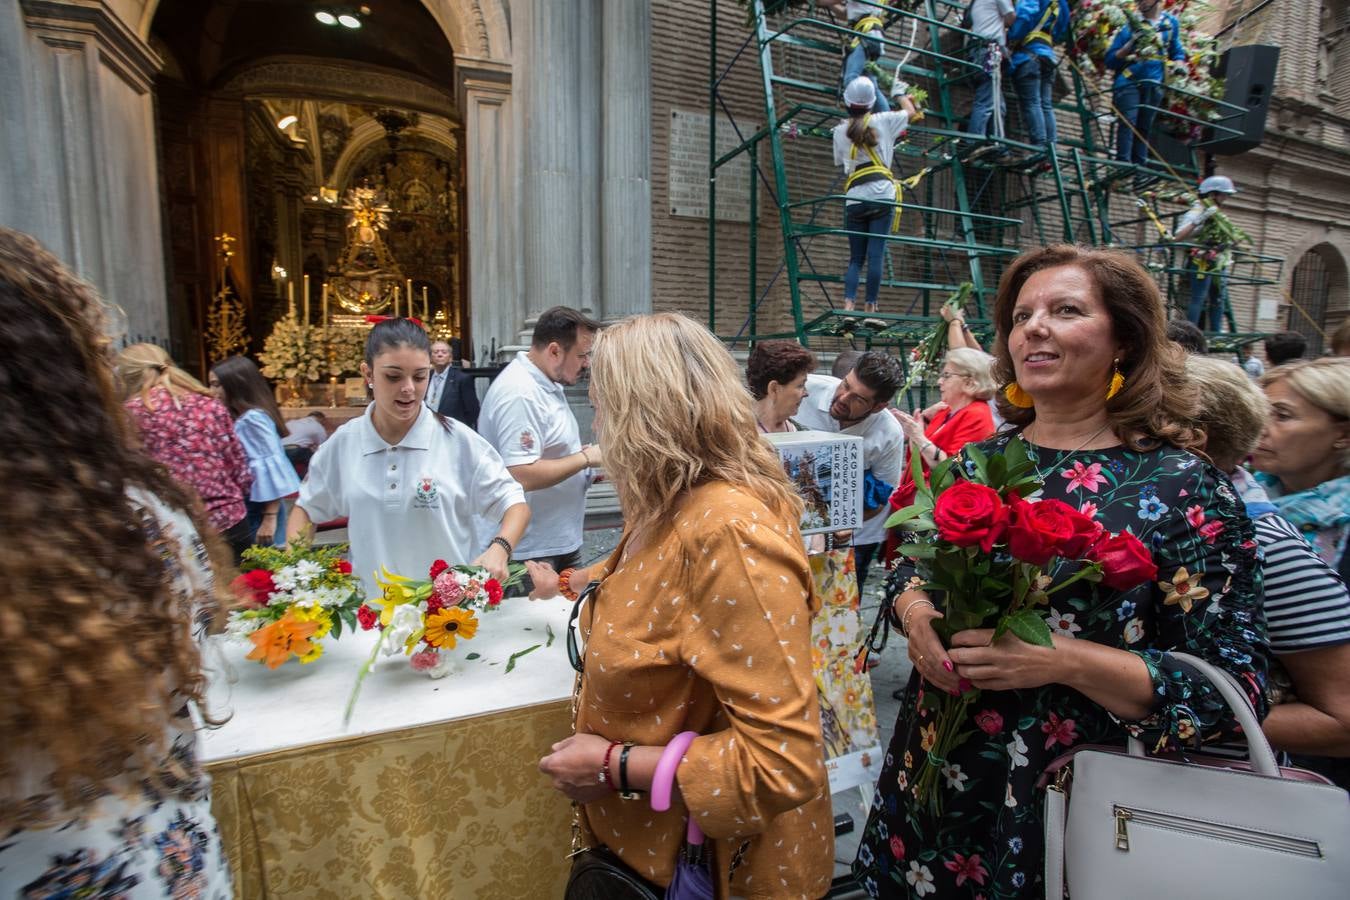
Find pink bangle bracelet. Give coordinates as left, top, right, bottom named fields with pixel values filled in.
left=650, top=730, right=698, bottom=812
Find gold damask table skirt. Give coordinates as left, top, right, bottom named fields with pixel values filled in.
left=206, top=700, right=574, bottom=899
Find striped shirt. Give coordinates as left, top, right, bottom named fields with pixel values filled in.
left=1258, top=513, right=1350, bottom=653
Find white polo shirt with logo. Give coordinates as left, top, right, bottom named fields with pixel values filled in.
left=793, top=373, right=905, bottom=546
left=298, top=403, right=525, bottom=599
left=477, top=351, right=589, bottom=559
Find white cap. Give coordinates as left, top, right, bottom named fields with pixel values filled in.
left=843, top=76, right=876, bottom=110
left=1199, top=175, right=1237, bottom=195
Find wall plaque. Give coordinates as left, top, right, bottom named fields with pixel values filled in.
left=668, top=109, right=760, bottom=222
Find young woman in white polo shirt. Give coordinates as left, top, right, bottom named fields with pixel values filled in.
left=287, top=319, right=529, bottom=595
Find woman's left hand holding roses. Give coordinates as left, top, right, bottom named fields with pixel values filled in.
left=947, top=628, right=1066, bottom=692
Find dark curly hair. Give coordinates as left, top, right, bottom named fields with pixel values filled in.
left=991, top=244, right=1200, bottom=451
left=745, top=340, right=817, bottom=399
left=0, top=228, right=230, bottom=823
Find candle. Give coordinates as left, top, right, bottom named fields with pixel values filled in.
left=321, top=283, right=329, bottom=325
left=422, top=286, right=429, bottom=322
left=393, top=286, right=400, bottom=317
left=303, top=274, right=311, bottom=322
left=406, top=279, right=414, bottom=318
left=287, top=281, right=295, bottom=318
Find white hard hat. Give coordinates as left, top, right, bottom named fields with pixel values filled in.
left=843, top=76, right=876, bottom=110
left=1198, top=175, right=1237, bottom=195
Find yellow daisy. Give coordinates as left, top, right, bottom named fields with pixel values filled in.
left=920, top=722, right=938, bottom=753
left=1157, top=567, right=1210, bottom=613
left=424, top=607, right=478, bottom=649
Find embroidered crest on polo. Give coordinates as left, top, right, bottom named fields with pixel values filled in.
left=413, top=476, right=440, bottom=509
left=519, top=429, right=535, bottom=452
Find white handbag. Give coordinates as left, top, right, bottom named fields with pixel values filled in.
left=1042, top=652, right=1350, bottom=900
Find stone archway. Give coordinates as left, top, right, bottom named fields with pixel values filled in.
left=1287, top=241, right=1350, bottom=353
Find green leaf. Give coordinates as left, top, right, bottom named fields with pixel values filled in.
left=964, top=443, right=989, bottom=481
left=884, top=503, right=928, bottom=529
left=505, top=643, right=542, bottom=673
left=546, top=623, right=556, bottom=649
left=330, top=614, right=344, bottom=640
left=898, top=542, right=937, bottom=559
left=1005, top=609, right=1054, bottom=648
left=465, top=652, right=481, bottom=660
left=987, top=453, right=1007, bottom=487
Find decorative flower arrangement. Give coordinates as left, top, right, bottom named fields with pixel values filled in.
left=323, top=325, right=368, bottom=377
left=343, top=559, right=527, bottom=721
left=900, top=282, right=973, bottom=396
left=226, top=544, right=365, bottom=669
left=258, top=312, right=331, bottom=384
left=885, top=438, right=1157, bottom=812
left=1071, top=0, right=1224, bottom=141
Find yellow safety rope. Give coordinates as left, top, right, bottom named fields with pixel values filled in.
left=845, top=114, right=930, bottom=232
left=1025, top=0, right=1059, bottom=48
left=848, top=14, right=886, bottom=50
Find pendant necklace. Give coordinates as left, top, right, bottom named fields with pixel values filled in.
left=1023, top=421, right=1112, bottom=480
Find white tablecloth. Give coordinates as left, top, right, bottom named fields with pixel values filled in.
left=200, top=596, right=575, bottom=762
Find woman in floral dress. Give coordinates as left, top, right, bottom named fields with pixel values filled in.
left=0, top=229, right=232, bottom=897
left=853, top=245, right=1267, bottom=898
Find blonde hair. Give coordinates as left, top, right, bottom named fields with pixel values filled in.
left=589, top=313, right=804, bottom=539
left=1261, top=357, right=1350, bottom=470
left=944, top=347, right=998, bottom=400
left=115, top=342, right=212, bottom=410
left=1184, top=356, right=1268, bottom=471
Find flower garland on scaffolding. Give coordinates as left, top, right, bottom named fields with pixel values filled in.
left=1071, top=0, right=1224, bottom=141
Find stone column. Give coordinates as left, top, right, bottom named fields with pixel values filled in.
left=519, top=0, right=582, bottom=328
left=457, top=59, right=520, bottom=364
left=577, top=0, right=603, bottom=319
left=600, top=0, right=653, bottom=322
left=5, top=0, right=167, bottom=345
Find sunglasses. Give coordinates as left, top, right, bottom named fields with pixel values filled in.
left=567, top=580, right=601, bottom=674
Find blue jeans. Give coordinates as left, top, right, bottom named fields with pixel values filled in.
left=1187, top=268, right=1227, bottom=331
left=1012, top=55, right=1057, bottom=146
left=845, top=200, right=890, bottom=308
left=1114, top=79, right=1162, bottom=164
left=246, top=498, right=289, bottom=547
left=842, top=36, right=890, bottom=113
left=967, top=43, right=1004, bottom=138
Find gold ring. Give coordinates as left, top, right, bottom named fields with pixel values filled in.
left=917, top=654, right=925, bottom=663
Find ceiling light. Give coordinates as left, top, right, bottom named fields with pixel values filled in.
left=337, top=14, right=361, bottom=28
left=315, top=11, right=337, bottom=25
left=276, top=115, right=298, bottom=131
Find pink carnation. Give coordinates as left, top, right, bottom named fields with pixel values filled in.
left=433, top=571, right=465, bottom=605
left=410, top=649, right=441, bottom=671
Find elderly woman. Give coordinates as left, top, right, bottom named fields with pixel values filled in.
left=536, top=313, right=833, bottom=898
left=1186, top=356, right=1350, bottom=787
left=888, top=346, right=998, bottom=513
left=746, top=339, right=817, bottom=433
left=1252, top=358, right=1350, bottom=577
left=853, top=245, right=1267, bottom=898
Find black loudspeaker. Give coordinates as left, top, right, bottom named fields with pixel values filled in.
left=1204, top=44, right=1280, bottom=155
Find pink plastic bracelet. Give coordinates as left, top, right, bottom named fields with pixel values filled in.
left=650, top=730, right=698, bottom=812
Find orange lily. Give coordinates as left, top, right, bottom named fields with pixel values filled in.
left=247, top=608, right=322, bottom=669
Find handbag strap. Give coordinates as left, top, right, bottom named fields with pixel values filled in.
left=1043, top=775, right=1067, bottom=899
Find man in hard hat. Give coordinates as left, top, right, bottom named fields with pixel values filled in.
left=1173, top=174, right=1238, bottom=331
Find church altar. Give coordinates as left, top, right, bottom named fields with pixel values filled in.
left=200, top=598, right=576, bottom=899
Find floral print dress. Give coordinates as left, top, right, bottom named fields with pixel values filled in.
left=0, top=492, right=232, bottom=899
left=853, top=435, right=1268, bottom=899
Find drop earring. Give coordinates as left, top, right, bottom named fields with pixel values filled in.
left=1004, top=382, right=1034, bottom=408
left=1106, top=360, right=1125, bottom=400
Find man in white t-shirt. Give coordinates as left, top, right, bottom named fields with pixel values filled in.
left=793, top=351, right=905, bottom=594
left=281, top=411, right=329, bottom=468
left=478, top=306, right=602, bottom=594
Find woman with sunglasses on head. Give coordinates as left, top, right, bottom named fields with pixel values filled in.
left=287, top=318, right=528, bottom=598
left=0, top=229, right=232, bottom=896
left=535, top=313, right=833, bottom=898
left=208, top=356, right=300, bottom=547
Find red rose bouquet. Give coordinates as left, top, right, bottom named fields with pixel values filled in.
left=224, top=543, right=365, bottom=669
left=885, top=439, right=1156, bottom=811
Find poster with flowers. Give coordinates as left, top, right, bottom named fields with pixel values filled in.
left=343, top=559, right=527, bottom=722
left=885, top=438, right=1157, bottom=812
left=1071, top=0, right=1225, bottom=141
left=226, top=544, right=365, bottom=669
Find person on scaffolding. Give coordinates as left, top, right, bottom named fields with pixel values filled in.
left=833, top=75, right=919, bottom=315
left=1105, top=0, right=1186, bottom=167
left=963, top=0, right=1016, bottom=154
left=830, top=1, right=892, bottom=113
left=1006, top=0, right=1070, bottom=154
left=1171, top=174, right=1239, bottom=332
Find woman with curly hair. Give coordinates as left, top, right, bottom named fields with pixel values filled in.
left=853, top=245, right=1267, bottom=898
left=535, top=314, right=833, bottom=897
left=117, top=342, right=254, bottom=561
left=745, top=339, right=816, bottom=433
left=0, top=229, right=232, bottom=896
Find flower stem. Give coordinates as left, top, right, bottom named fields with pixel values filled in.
left=342, top=628, right=388, bottom=728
